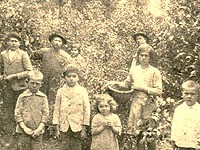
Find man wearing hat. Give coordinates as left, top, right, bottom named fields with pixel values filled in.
left=132, top=32, right=149, bottom=46
left=31, top=33, right=73, bottom=103
left=130, top=32, right=152, bottom=69
left=0, top=32, right=33, bottom=140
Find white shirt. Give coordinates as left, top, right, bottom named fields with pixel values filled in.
left=53, top=84, right=90, bottom=132
left=171, top=102, right=200, bottom=148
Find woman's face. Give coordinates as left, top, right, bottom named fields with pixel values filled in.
left=138, top=51, right=150, bottom=66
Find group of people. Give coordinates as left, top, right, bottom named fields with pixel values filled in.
left=0, top=31, right=199, bottom=150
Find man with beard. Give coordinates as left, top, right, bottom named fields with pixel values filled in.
left=31, top=33, right=73, bottom=103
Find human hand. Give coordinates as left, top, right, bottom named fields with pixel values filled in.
left=106, top=120, right=112, bottom=127
left=104, top=120, right=112, bottom=129
left=32, top=128, right=43, bottom=138
left=81, top=129, right=87, bottom=139
left=55, top=129, right=61, bottom=139
left=23, top=127, right=33, bottom=135
left=170, top=140, right=177, bottom=150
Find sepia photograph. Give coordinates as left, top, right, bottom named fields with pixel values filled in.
left=0, top=0, right=199, bottom=149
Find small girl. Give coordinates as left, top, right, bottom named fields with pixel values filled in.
left=91, top=94, right=122, bottom=150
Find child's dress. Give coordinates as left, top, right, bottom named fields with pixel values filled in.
left=91, top=113, right=122, bottom=150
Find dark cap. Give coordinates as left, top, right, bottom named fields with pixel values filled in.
left=49, top=33, right=66, bottom=44
left=63, top=64, right=80, bottom=77
left=6, top=32, right=22, bottom=41
left=132, top=32, right=149, bottom=43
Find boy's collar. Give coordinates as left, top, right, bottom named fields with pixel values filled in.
left=22, top=89, right=46, bottom=97
left=7, top=48, right=20, bottom=52
left=63, top=83, right=80, bottom=89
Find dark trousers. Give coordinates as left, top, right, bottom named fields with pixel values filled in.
left=60, top=127, right=82, bottom=150
left=136, top=141, right=156, bottom=150
left=2, top=83, right=23, bottom=136
left=136, top=133, right=156, bottom=150
left=15, top=133, right=43, bottom=150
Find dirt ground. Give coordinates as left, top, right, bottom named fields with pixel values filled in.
left=0, top=135, right=173, bottom=150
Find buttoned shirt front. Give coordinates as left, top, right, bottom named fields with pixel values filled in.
left=53, top=84, right=90, bottom=132
left=15, top=89, right=49, bottom=133
left=171, top=102, right=200, bottom=148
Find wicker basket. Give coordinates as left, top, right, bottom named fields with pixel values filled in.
left=106, top=70, right=134, bottom=102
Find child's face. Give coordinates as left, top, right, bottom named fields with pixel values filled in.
left=7, top=38, right=20, bottom=50
left=138, top=52, right=150, bottom=66
left=136, top=36, right=147, bottom=45
left=65, top=72, right=79, bottom=87
left=71, top=46, right=80, bottom=58
left=182, top=88, right=199, bottom=106
left=28, top=78, right=42, bottom=93
left=98, top=101, right=111, bottom=115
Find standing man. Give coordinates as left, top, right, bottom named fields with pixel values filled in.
left=0, top=32, right=33, bottom=138
left=132, top=32, right=149, bottom=46
left=31, top=33, right=73, bottom=104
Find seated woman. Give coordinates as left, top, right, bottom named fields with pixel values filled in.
left=118, top=44, right=162, bottom=150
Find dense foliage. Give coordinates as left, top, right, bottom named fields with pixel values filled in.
left=0, top=0, right=200, bottom=149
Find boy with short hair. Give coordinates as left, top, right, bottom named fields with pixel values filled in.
left=53, top=64, right=90, bottom=150
left=171, top=80, right=200, bottom=150
left=15, top=70, right=49, bottom=150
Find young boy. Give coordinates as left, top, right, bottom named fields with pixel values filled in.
left=171, top=80, right=200, bottom=150
left=53, top=64, right=90, bottom=150
left=14, top=70, right=49, bottom=150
